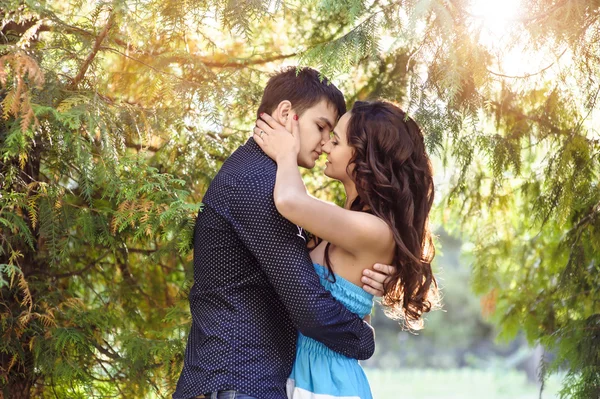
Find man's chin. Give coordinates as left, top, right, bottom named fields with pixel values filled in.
left=298, top=157, right=316, bottom=169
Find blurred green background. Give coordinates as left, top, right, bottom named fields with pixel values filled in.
left=1, top=1, right=598, bottom=398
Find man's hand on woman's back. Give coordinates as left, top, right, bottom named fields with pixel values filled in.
left=361, top=263, right=396, bottom=297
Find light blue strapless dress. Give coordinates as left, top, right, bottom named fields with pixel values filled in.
left=286, top=263, right=374, bottom=399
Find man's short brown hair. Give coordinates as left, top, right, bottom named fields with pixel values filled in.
left=257, top=67, right=346, bottom=120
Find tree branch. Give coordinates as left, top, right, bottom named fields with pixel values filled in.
left=100, top=46, right=298, bottom=87
left=487, top=48, right=568, bottom=79
left=24, top=251, right=110, bottom=278
left=67, top=12, right=115, bottom=90
left=124, top=141, right=161, bottom=153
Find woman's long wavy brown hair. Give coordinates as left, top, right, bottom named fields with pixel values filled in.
left=320, top=100, right=439, bottom=330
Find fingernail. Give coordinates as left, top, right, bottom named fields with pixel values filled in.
left=293, top=114, right=298, bottom=121
left=260, top=113, right=264, bottom=116
left=373, top=264, right=381, bottom=270
left=361, top=276, right=368, bottom=283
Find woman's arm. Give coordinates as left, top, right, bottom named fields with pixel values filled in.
left=273, top=154, right=392, bottom=257
left=254, top=114, right=394, bottom=259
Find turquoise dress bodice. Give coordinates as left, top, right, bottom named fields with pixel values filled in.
left=286, top=263, right=374, bottom=399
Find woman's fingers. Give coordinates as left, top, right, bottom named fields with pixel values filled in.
left=255, top=119, right=272, bottom=134
left=253, top=133, right=264, bottom=144
left=290, top=114, right=299, bottom=138
left=259, top=112, right=279, bottom=129
left=252, top=127, right=266, bottom=144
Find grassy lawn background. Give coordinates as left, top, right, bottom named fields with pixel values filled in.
left=364, top=368, right=564, bottom=399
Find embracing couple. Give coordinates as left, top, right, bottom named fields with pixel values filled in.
left=173, top=67, right=439, bottom=399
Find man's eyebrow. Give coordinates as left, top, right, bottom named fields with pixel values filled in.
left=317, top=116, right=334, bottom=130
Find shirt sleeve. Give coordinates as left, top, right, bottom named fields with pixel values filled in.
left=227, top=172, right=375, bottom=360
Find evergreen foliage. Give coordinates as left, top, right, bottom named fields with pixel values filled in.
left=0, top=0, right=598, bottom=398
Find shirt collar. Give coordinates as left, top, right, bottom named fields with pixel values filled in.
left=245, top=137, right=274, bottom=164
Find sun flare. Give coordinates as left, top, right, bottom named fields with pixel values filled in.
left=467, top=0, right=553, bottom=77
left=468, top=0, right=522, bottom=38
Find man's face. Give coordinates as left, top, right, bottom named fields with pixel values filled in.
left=293, top=99, right=337, bottom=169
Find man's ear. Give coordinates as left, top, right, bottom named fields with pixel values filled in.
left=273, top=100, right=293, bottom=124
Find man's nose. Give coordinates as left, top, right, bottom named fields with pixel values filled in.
left=322, top=140, right=332, bottom=154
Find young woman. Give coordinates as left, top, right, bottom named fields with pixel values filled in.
left=253, top=100, right=439, bottom=399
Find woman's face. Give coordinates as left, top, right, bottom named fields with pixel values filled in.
left=322, top=112, right=355, bottom=182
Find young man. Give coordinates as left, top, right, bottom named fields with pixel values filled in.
left=174, top=67, right=393, bottom=399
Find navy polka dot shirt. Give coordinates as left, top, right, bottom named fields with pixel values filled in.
left=173, top=138, right=375, bottom=399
